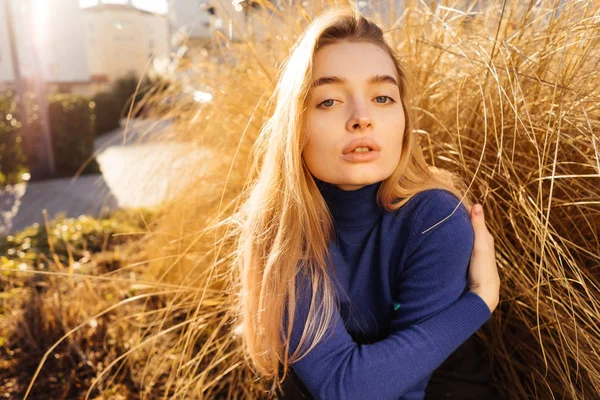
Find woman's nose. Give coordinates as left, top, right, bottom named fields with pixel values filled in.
left=347, top=106, right=372, bottom=131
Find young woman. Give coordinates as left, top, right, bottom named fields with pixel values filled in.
left=234, top=6, right=501, bottom=400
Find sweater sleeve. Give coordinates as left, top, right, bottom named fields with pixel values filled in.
left=390, top=189, right=479, bottom=331
left=387, top=189, right=485, bottom=394
left=282, top=190, right=492, bottom=400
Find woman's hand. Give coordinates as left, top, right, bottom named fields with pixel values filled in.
left=466, top=204, right=501, bottom=313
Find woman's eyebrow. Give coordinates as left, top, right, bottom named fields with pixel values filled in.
left=311, top=74, right=398, bottom=88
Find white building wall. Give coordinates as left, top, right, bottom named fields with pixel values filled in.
left=37, top=0, right=90, bottom=83
left=2, top=0, right=169, bottom=95
left=0, top=0, right=89, bottom=85
left=83, top=5, right=169, bottom=82
left=0, top=0, right=36, bottom=84
left=143, top=13, right=171, bottom=63
left=0, top=1, right=16, bottom=83
left=84, top=7, right=146, bottom=81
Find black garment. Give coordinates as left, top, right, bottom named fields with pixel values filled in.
left=277, top=334, right=498, bottom=400
left=424, top=334, right=499, bottom=400
left=279, top=367, right=313, bottom=400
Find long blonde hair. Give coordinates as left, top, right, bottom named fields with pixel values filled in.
left=233, top=4, right=473, bottom=395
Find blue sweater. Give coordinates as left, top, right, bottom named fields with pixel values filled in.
left=283, top=179, right=492, bottom=400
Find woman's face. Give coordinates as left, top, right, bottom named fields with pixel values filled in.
left=302, top=40, right=406, bottom=191
left=303, top=41, right=404, bottom=190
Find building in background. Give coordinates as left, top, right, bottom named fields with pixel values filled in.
left=0, top=1, right=26, bottom=86
left=0, top=0, right=93, bottom=93
left=0, top=0, right=170, bottom=97
left=1, top=0, right=297, bottom=97
left=82, top=1, right=170, bottom=89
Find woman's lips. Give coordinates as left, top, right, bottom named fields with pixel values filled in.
left=341, top=150, right=381, bottom=162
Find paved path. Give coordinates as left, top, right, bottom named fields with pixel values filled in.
left=0, top=118, right=211, bottom=236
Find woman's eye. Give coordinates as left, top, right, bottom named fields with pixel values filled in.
left=317, top=96, right=395, bottom=109
left=375, top=96, right=394, bottom=104
left=317, top=99, right=338, bottom=108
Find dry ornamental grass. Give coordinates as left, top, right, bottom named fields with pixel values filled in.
left=1, top=0, right=599, bottom=399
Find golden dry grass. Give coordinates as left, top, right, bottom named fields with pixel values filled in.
left=2, top=0, right=599, bottom=398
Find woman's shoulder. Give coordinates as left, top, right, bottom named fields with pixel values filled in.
left=392, top=188, right=471, bottom=232
left=396, top=188, right=468, bottom=214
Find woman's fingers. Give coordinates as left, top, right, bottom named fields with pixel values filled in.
left=470, top=204, right=494, bottom=246
left=467, top=203, right=500, bottom=312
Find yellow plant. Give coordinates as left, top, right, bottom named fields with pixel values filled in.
left=7, top=0, right=600, bottom=399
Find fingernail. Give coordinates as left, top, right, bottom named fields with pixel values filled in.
left=475, top=205, right=482, bottom=215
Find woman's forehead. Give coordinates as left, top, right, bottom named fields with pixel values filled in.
left=312, top=42, right=398, bottom=83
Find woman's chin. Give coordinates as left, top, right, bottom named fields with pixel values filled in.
left=332, top=177, right=382, bottom=191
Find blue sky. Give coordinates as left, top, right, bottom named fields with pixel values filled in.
left=79, top=0, right=168, bottom=14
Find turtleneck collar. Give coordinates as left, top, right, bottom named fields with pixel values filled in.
left=313, top=176, right=384, bottom=229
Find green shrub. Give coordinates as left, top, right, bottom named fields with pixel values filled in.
left=92, top=72, right=173, bottom=137
left=91, top=91, right=122, bottom=136
left=93, top=73, right=148, bottom=136
left=113, top=72, right=145, bottom=118
left=47, top=94, right=99, bottom=176
left=0, top=91, right=28, bottom=186
left=0, top=207, right=156, bottom=271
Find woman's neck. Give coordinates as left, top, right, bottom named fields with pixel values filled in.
left=314, top=177, right=384, bottom=229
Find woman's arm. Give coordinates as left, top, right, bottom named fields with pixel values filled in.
left=390, top=189, right=475, bottom=331
left=283, top=191, right=492, bottom=400
left=284, top=285, right=489, bottom=400
left=387, top=190, right=482, bottom=395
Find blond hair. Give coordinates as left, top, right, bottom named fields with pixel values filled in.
left=233, top=4, right=473, bottom=395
